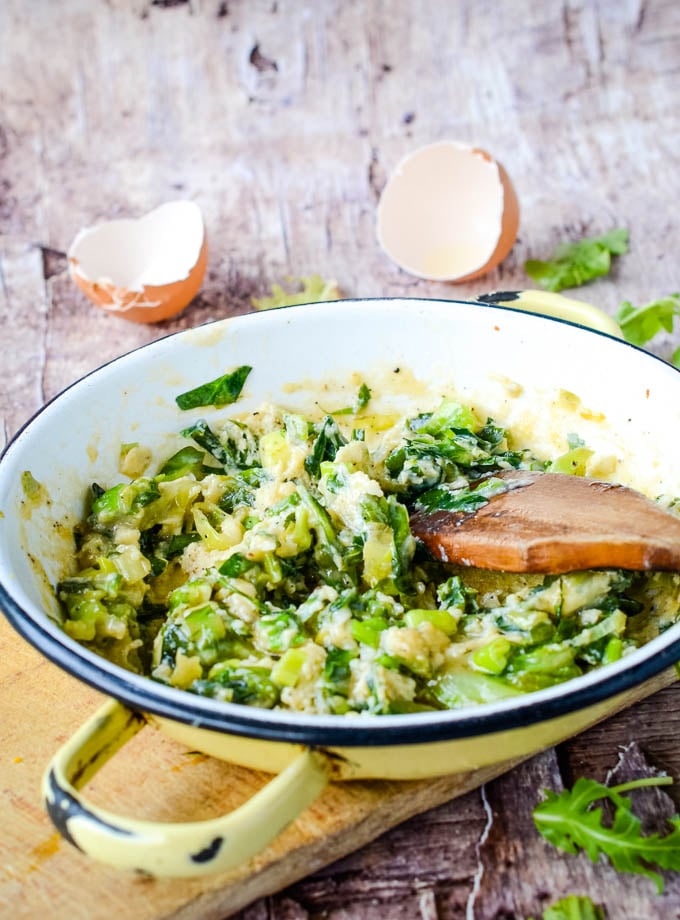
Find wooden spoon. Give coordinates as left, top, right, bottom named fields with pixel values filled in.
left=410, top=470, right=680, bottom=574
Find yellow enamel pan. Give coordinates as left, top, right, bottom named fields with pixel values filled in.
left=2, top=291, right=679, bottom=879
left=476, top=288, right=623, bottom=337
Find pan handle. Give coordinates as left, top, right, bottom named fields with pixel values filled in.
left=43, top=699, right=330, bottom=877
left=476, top=289, right=623, bottom=338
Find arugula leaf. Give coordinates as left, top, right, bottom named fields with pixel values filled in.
left=525, top=229, right=629, bottom=292
left=251, top=275, right=341, bottom=311
left=614, top=294, right=680, bottom=363
left=540, top=894, right=605, bottom=920
left=533, top=775, right=678, bottom=892
left=176, top=365, right=251, bottom=410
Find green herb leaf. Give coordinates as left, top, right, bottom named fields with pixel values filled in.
left=252, top=275, right=341, bottom=311
left=415, top=476, right=508, bottom=514
left=533, top=775, right=678, bottom=892
left=176, top=365, right=251, bottom=410
left=304, top=416, right=346, bottom=477
left=614, top=293, right=680, bottom=349
left=540, top=894, right=605, bottom=920
left=524, top=229, right=629, bottom=292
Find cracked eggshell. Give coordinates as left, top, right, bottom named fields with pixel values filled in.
left=68, top=200, right=207, bottom=324
left=377, top=141, right=519, bottom=282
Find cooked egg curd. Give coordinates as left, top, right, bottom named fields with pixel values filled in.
left=57, top=395, right=680, bottom=716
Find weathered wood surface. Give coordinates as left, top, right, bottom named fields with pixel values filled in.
left=2, top=1, right=680, bottom=918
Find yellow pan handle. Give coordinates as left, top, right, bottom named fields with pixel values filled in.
left=476, top=289, right=623, bottom=338
left=43, top=699, right=330, bottom=877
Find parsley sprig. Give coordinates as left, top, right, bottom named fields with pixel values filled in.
left=615, top=293, right=680, bottom=367
left=524, top=229, right=628, bottom=292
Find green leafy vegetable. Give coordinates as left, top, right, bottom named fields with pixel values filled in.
left=533, top=775, right=679, bottom=892
left=251, top=275, right=341, bottom=311
left=59, top=383, right=679, bottom=718
left=304, top=416, right=346, bottom=477
left=615, top=294, right=680, bottom=366
left=538, top=894, right=605, bottom=920
left=158, top=446, right=210, bottom=480
left=415, top=476, right=508, bottom=513
left=175, top=365, right=251, bottom=410
left=525, top=229, right=629, bottom=292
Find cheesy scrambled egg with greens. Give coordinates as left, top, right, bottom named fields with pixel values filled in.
left=57, top=391, right=680, bottom=716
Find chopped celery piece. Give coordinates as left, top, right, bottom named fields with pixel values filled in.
left=569, top=610, right=627, bottom=647
left=112, top=546, right=151, bottom=583
left=603, top=636, right=624, bottom=663
left=430, top=669, right=523, bottom=707
left=259, top=429, right=290, bottom=472
left=184, top=605, right=226, bottom=643
left=548, top=447, right=594, bottom=476
left=193, top=507, right=238, bottom=551
left=471, top=637, right=512, bottom=674
left=362, top=522, right=394, bottom=586
left=388, top=700, right=437, bottom=714
left=350, top=616, right=388, bottom=648
left=509, top=644, right=577, bottom=673
left=91, top=478, right=160, bottom=524
left=271, top=648, right=308, bottom=687
left=405, top=608, right=458, bottom=636
left=560, top=571, right=620, bottom=615
left=416, top=399, right=479, bottom=434
left=168, top=578, right=213, bottom=613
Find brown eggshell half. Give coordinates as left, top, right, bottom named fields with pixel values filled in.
left=377, top=142, right=519, bottom=283
left=70, top=235, right=208, bottom=324
left=68, top=200, right=207, bottom=324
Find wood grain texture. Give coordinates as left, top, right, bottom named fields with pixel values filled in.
left=2, top=1, right=680, bottom=918
left=0, top=614, right=532, bottom=920
left=410, top=470, right=680, bottom=574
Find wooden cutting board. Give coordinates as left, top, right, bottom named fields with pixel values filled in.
left=0, top=614, right=529, bottom=920
left=1, top=613, right=673, bottom=920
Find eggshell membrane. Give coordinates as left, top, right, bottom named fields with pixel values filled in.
left=377, top=141, right=519, bottom=282
left=68, top=201, right=207, bottom=324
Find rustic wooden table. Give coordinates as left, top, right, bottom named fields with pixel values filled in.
left=2, top=2, right=680, bottom=918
